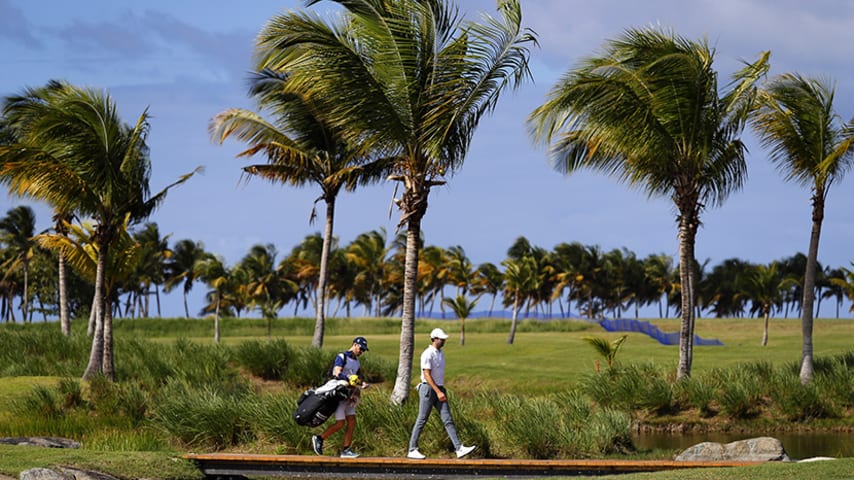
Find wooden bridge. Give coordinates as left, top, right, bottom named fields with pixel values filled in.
left=184, top=453, right=761, bottom=479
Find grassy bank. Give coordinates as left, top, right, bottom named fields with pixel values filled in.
left=0, top=316, right=851, bottom=479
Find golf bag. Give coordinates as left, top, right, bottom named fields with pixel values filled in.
left=293, top=379, right=351, bottom=427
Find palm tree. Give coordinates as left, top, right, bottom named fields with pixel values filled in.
left=471, top=262, right=504, bottom=316
left=528, top=28, right=769, bottom=379
left=821, top=267, right=846, bottom=319
left=256, top=0, right=536, bottom=404
left=0, top=206, right=36, bottom=322
left=0, top=81, right=196, bottom=380
left=210, top=69, right=389, bottom=349
left=163, top=239, right=207, bottom=319
left=445, top=245, right=474, bottom=296
left=828, top=264, right=854, bottom=317
left=582, top=334, right=627, bottom=371
left=442, top=294, right=478, bottom=346
left=741, top=262, right=784, bottom=346
left=501, top=255, right=535, bottom=345
left=643, top=253, right=677, bottom=318
left=345, top=229, right=389, bottom=317
left=129, top=222, right=170, bottom=318
left=752, top=74, right=854, bottom=383
left=194, top=253, right=230, bottom=343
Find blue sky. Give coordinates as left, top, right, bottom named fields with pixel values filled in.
left=2, top=0, right=854, bottom=318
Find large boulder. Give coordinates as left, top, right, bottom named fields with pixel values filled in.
left=675, top=436, right=791, bottom=462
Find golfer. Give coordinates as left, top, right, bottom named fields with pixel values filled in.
left=406, top=328, right=476, bottom=459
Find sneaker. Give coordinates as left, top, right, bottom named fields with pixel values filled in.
left=340, top=447, right=360, bottom=458
left=311, top=435, right=324, bottom=456
left=455, top=445, right=476, bottom=458
left=406, top=449, right=426, bottom=459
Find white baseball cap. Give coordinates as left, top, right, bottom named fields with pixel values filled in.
left=430, top=328, right=449, bottom=340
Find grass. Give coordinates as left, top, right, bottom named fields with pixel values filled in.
left=0, top=445, right=202, bottom=480
left=0, top=316, right=851, bottom=480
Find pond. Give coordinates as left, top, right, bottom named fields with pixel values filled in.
left=632, top=431, right=853, bottom=459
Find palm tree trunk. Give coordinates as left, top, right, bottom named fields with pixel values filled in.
left=83, top=250, right=107, bottom=380
left=183, top=291, right=190, bottom=319
left=762, top=309, right=770, bottom=347
left=799, top=193, right=824, bottom=385
left=102, top=288, right=115, bottom=381
left=390, top=215, right=423, bottom=405
left=676, top=206, right=698, bottom=380
left=507, top=294, right=520, bottom=344
left=214, top=293, right=221, bottom=344
left=312, top=198, right=335, bottom=348
left=58, top=254, right=70, bottom=336
left=21, top=261, right=29, bottom=323
left=155, top=285, right=161, bottom=317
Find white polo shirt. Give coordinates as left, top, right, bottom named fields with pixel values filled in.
left=419, top=344, right=445, bottom=386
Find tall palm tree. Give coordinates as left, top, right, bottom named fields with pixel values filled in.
left=163, top=239, right=207, bottom=319
left=0, top=81, right=195, bottom=380
left=256, top=0, right=536, bottom=404
left=751, top=74, right=854, bottom=383
left=528, top=28, right=769, bottom=379
left=211, top=69, right=389, bottom=349
left=501, top=255, right=535, bottom=344
left=0, top=206, right=36, bottom=322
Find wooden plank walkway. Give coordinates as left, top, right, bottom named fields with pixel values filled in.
left=184, top=453, right=762, bottom=479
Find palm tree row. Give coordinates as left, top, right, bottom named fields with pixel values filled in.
left=4, top=209, right=854, bottom=333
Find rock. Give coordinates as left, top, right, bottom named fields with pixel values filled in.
left=675, top=436, right=791, bottom=462
left=19, top=468, right=74, bottom=480
left=0, top=437, right=80, bottom=449
left=57, top=467, right=121, bottom=480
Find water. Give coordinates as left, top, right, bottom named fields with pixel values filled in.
left=632, top=431, right=853, bottom=460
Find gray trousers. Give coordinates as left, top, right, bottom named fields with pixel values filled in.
left=408, top=383, right=461, bottom=452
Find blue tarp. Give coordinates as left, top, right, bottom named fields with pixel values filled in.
left=597, top=318, right=723, bottom=346
left=414, top=310, right=724, bottom=346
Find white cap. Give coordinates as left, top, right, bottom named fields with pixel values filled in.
left=430, top=328, right=449, bottom=340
